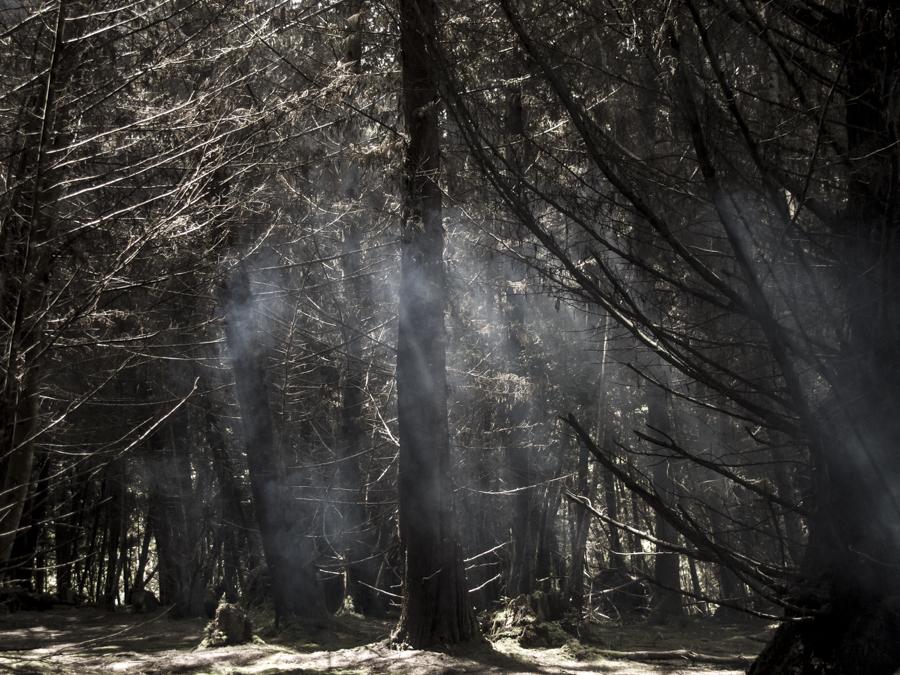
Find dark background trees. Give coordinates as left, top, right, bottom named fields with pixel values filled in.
left=1, top=0, right=896, bottom=672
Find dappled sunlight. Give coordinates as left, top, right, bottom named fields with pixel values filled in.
left=0, top=608, right=760, bottom=674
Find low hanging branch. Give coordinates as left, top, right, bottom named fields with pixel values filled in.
left=564, top=491, right=783, bottom=620
left=562, top=414, right=806, bottom=613
left=565, top=490, right=699, bottom=561
left=633, top=427, right=808, bottom=517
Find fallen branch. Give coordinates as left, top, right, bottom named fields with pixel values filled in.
left=588, top=647, right=752, bottom=668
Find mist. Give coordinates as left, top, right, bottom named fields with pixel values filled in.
left=1, top=0, right=897, bottom=673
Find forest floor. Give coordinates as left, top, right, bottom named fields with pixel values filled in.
left=0, top=606, right=770, bottom=674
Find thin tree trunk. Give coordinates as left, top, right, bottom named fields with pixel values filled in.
left=0, top=376, right=40, bottom=574
left=770, top=441, right=805, bottom=565
left=222, top=263, right=325, bottom=621
left=336, top=219, right=383, bottom=615
left=648, top=385, right=682, bottom=623
left=568, top=424, right=592, bottom=610
left=333, top=11, right=383, bottom=607
left=687, top=556, right=706, bottom=615
left=0, top=0, right=70, bottom=575
left=133, top=507, right=152, bottom=591
left=53, top=482, right=77, bottom=600
left=202, top=398, right=248, bottom=603
left=103, top=462, right=124, bottom=607
left=569, top=313, right=613, bottom=610
left=143, top=408, right=208, bottom=618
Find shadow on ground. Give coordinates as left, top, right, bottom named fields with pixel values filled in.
left=0, top=606, right=766, bottom=674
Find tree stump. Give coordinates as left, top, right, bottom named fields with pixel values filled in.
left=202, top=603, right=252, bottom=647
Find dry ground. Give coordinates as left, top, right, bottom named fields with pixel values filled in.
left=0, top=606, right=768, bottom=674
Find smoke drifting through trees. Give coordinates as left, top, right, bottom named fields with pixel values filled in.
left=1, top=1, right=897, bottom=672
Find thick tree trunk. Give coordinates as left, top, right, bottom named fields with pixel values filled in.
left=391, top=0, right=477, bottom=647
left=500, top=81, right=544, bottom=600
left=752, top=4, right=900, bottom=672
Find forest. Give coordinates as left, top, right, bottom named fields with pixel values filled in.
left=0, top=0, right=898, bottom=673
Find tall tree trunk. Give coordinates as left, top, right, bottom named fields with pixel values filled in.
left=502, top=254, right=541, bottom=598
left=331, top=7, right=383, bottom=613
left=569, top=313, right=612, bottom=610
left=391, top=0, right=477, bottom=647
left=222, top=262, right=325, bottom=621
left=752, top=3, right=900, bottom=672
left=501, top=78, right=542, bottom=599
left=143, top=405, right=209, bottom=617
left=102, top=461, right=125, bottom=607
left=648, top=385, right=682, bottom=623
left=568, top=422, right=593, bottom=611
left=336, top=219, right=383, bottom=615
left=53, top=481, right=78, bottom=600
left=0, top=374, right=40, bottom=575
left=202, top=395, right=249, bottom=603
left=0, top=0, right=71, bottom=576
left=769, top=439, right=805, bottom=566
left=506, top=395, right=537, bottom=597
left=7, top=449, right=51, bottom=588
left=464, top=408, right=503, bottom=610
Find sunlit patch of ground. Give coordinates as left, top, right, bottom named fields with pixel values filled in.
left=0, top=606, right=768, bottom=674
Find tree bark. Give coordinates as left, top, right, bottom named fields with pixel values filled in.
left=751, top=3, right=900, bottom=672
left=568, top=423, right=593, bottom=610
left=391, top=0, right=477, bottom=647
left=202, top=394, right=250, bottom=604
left=102, top=461, right=125, bottom=607
left=569, top=313, right=613, bottom=610
left=53, top=481, right=78, bottom=600
left=330, top=6, right=383, bottom=614
left=0, top=376, right=39, bottom=576
left=222, top=262, right=325, bottom=621
left=144, top=415, right=207, bottom=617
left=0, top=0, right=71, bottom=576
left=648, top=385, right=683, bottom=623
left=336, top=220, right=384, bottom=615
